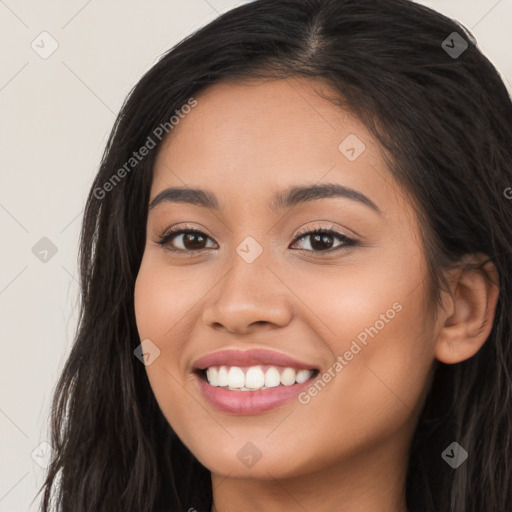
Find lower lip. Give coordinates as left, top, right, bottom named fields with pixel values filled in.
left=194, top=372, right=315, bottom=414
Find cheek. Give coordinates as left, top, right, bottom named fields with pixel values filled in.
left=283, top=295, right=435, bottom=479
left=133, top=255, right=208, bottom=403
left=292, top=252, right=436, bottom=436
left=133, top=259, right=186, bottom=393
left=134, top=256, right=204, bottom=355
left=133, top=260, right=198, bottom=440
left=297, top=248, right=432, bottom=364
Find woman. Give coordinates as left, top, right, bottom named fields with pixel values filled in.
left=38, top=0, right=512, bottom=510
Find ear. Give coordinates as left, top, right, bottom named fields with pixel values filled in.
left=434, top=254, right=500, bottom=364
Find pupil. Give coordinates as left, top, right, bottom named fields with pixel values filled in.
left=185, top=233, right=205, bottom=249
left=311, top=233, right=333, bottom=251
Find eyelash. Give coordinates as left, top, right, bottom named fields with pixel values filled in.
left=155, top=223, right=358, bottom=256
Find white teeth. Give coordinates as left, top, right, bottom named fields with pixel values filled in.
left=218, top=366, right=229, bottom=387
left=227, top=366, right=245, bottom=389
left=245, top=366, right=265, bottom=389
left=264, top=367, right=281, bottom=388
left=203, top=365, right=315, bottom=390
left=296, top=369, right=312, bottom=384
left=206, top=367, right=219, bottom=386
left=280, top=367, right=296, bottom=386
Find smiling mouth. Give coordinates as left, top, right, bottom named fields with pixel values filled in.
left=196, top=365, right=320, bottom=391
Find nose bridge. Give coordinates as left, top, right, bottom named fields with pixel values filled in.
left=201, top=232, right=292, bottom=332
left=223, top=233, right=274, bottom=304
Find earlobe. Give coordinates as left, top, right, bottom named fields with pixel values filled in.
left=434, top=254, right=500, bottom=364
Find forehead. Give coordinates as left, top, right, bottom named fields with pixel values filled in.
left=150, top=77, right=404, bottom=215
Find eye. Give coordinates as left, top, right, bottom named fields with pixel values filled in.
left=155, top=225, right=216, bottom=253
left=289, top=225, right=358, bottom=254
left=155, top=224, right=358, bottom=254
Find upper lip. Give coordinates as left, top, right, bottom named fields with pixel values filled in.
left=193, top=348, right=318, bottom=371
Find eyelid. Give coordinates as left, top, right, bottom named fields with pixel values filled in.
left=160, top=223, right=211, bottom=240
left=291, top=221, right=359, bottom=242
left=293, top=223, right=340, bottom=239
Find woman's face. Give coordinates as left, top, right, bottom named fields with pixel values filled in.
left=134, top=77, right=441, bottom=481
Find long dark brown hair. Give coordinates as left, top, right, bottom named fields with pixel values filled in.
left=37, top=0, right=512, bottom=510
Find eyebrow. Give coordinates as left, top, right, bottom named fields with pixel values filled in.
left=148, top=182, right=382, bottom=215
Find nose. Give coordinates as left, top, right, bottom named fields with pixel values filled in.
left=201, top=249, right=293, bottom=335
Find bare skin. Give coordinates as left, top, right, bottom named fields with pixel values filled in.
left=133, top=77, right=499, bottom=512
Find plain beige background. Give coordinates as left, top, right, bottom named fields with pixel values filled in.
left=0, top=1, right=510, bottom=510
